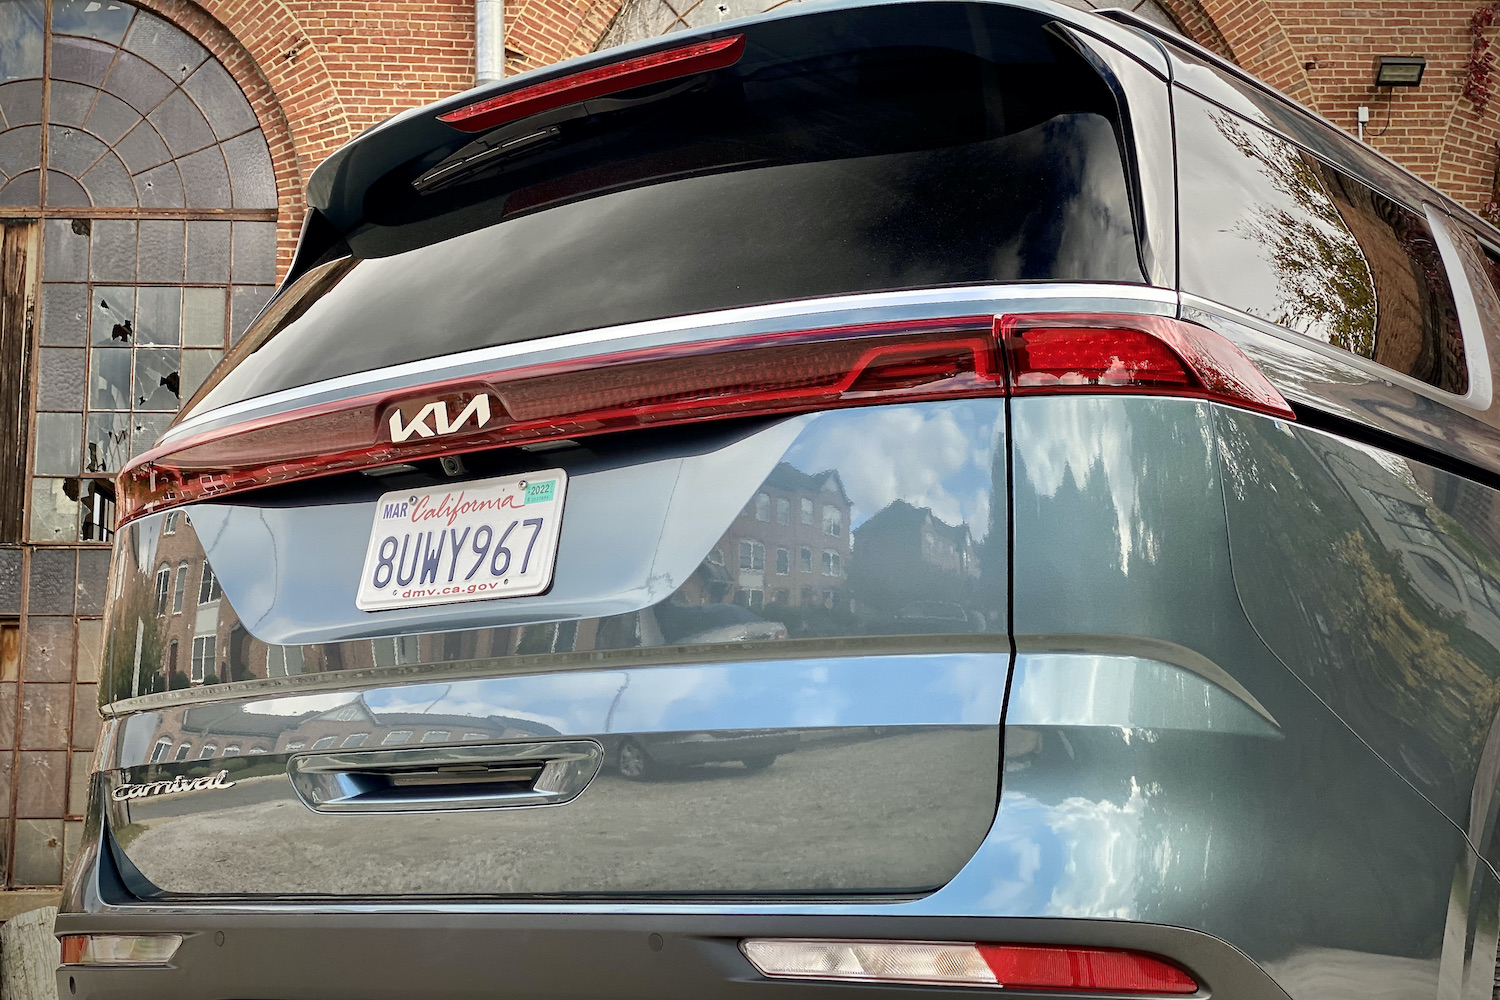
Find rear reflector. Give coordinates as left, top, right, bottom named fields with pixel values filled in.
left=740, top=939, right=1198, bottom=994
left=437, top=34, right=746, bottom=133
left=117, top=313, right=1290, bottom=527
left=59, top=934, right=183, bottom=967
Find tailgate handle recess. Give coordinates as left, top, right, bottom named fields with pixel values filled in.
left=287, top=740, right=603, bottom=813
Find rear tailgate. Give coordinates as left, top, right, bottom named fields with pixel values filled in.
left=100, top=401, right=1009, bottom=898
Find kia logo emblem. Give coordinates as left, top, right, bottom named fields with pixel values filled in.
left=384, top=393, right=495, bottom=443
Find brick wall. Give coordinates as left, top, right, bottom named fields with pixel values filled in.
left=1166, top=0, right=1500, bottom=218
left=124, top=0, right=1500, bottom=278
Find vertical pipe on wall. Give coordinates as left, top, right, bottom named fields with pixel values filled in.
left=475, top=0, right=505, bottom=86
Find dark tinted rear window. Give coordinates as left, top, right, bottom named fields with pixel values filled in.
left=194, top=3, right=1143, bottom=413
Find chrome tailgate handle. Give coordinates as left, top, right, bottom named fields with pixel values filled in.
left=287, top=741, right=603, bottom=813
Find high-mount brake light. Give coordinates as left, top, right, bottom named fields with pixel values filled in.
left=739, top=939, right=1199, bottom=994
left=437, top=34, right=746, bottom=133
left=1002, top=312, right=1294, bottom=419
left=115, top=312, right=1291, bottom=528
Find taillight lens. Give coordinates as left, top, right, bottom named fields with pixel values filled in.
left=117, top=318, right=1000, bottom=525
left=1002, top=312, right=1294, bottom=419
left=437, top=34, right=746, bottom=133
left=116, top=312, right=1290, bottom=527
left=740, top=939, right=1198, bottom=994
left=59, top=934, right=183, bottom=966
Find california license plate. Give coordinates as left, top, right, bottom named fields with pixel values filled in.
left=355, top=471, right=567, bottom=611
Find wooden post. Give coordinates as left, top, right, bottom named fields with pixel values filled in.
left=0, top=906, right=58, bottom=1000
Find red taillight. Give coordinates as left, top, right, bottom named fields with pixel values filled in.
left=1002, top=313, right=1294, bottom=419
left=437, top=34, right=746, bottom=133
left=116, top=312, right=1291, bottom=527
left=117, top=318, right=1000, bottom=525
left=978, top=944, right=1199, bottom=994
left=740, top=939, right=1199, bottom=994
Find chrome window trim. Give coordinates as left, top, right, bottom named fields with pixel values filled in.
left=1426, top=204, right=1495, bottom=411
left=164, top=283, right=1177, bottom=446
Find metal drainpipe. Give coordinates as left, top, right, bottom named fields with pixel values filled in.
left=475, top=0, right=505, bottom=86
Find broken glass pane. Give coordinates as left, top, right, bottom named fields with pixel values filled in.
left=84, top=411, right=130, bottom=474
left=29, top=479, right=77, bottom=542
left=52, top=0, right=135, bottom=45
left=132, top=347, right=180, bottom=410
left=88, top=347, right=130, bottom=409
left=130, top=411, right=171, bottom=457
left=91, top=286, right=133, bottom=345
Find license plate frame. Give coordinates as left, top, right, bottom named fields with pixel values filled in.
left=355, top=470, right=567, bottom=612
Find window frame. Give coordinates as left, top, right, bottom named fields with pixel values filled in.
left=198, top=564, right=221, bottom=605
left=153, top=565, right=170, bottom=617
left=172, top=562, right=188, bottom=614
left=191, top=633, right=216, bottom=683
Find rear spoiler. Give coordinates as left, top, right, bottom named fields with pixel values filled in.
left=288, top=27, right=749, bottom=283
left=283, top=0, right=1173, bottom=288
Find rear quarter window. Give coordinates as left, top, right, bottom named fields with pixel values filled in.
left=1177, top=89, right=1467, bottom=395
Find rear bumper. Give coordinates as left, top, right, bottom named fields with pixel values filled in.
left=53, top=911, right=1289, bottom=1000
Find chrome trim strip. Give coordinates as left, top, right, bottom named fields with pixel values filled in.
left=165, top=283, right=1176, bottom=445
left=100, top=635, right=1010, bottom=719
left=1012, top=633, right=1278, bottom=728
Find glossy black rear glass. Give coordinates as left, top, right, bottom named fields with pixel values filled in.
left=192, top=3, right=1142, bottom=414
left=1177, top=90, right=1467, bottom=394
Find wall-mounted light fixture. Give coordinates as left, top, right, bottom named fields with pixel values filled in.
left=1374, top=56, right=1426, bottom=87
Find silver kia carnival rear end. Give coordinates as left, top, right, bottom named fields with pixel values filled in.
left=58, top=3, right=1500, bottom=999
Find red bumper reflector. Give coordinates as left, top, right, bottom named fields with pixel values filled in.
left=437, top=34, right=746, bottom=133
left=116, top=312, right=1291, bottom=527
left=739, top=939, right=1199, bottom=994
left=979, top=943, right=1199, bottom=994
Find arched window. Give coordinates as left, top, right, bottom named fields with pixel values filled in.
left=2, top=0, right=278, bottom=542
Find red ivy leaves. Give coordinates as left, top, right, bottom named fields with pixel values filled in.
left=1468, top=4, right=1500, bottom=113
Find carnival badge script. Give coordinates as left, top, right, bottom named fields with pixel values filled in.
left=112, top=769, right=237, bottom=801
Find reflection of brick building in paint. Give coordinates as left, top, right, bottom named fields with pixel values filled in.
left=146, top=512, right=258, bottom=691
left=713, top=463, right=852, bottom=612
left=850, top=500, right=981, bottom=616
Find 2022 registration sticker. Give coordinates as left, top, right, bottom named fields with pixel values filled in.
left=355, top=470, right=568, bottom=611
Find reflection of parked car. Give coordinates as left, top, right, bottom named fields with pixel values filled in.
left=892, top=601, right=986, bottom=633
left=604, top=730, right=801, bottom=780
left=654, top=601, right=788, bottom=645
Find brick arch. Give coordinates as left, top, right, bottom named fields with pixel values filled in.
left=1184, top=0, right=1317, bottom=110
left=130, top=0, right=353, bottom=279
left=504, top=0, right=628, bottom=71
left=1435, top=62, right=1500, bottom=217
left=1155, top=0, right=1236, bottom=60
